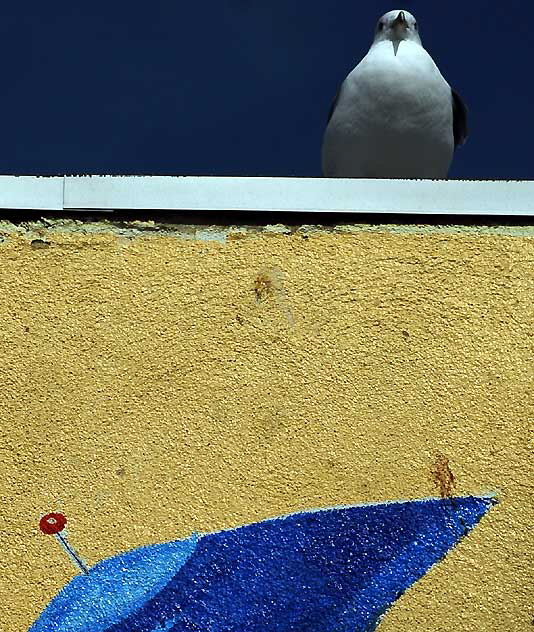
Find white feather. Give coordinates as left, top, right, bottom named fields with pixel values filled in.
left=322, top=10, right=455, bottom=179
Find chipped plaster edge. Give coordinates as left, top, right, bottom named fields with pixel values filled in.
left=0, top=217, right=533, bottom=244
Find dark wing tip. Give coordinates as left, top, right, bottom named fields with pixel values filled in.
left=327, top=87, right=341, bottom=124
left=452, top=88, right=468, bottom=147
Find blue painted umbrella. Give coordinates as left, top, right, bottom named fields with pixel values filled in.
left=31, top=495, right=495, bottom=632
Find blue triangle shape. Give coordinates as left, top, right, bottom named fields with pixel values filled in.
left=31, top=495, right=495, bottom=632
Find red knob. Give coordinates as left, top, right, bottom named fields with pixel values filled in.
left=39, top=512, right=67, bottom=535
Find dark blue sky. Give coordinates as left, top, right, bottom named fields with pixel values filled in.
left=1, top=1, right=531, bottom=179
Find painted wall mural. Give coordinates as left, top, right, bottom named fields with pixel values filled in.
left=2, top=225, right=530, bottom=630
left=31, top=496, right=495, bottom=631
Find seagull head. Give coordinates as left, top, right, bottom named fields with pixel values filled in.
left=373, top=9, right=421, bottom=46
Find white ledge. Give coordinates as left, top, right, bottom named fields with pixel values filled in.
left=0, top=176, right=532, bottom=216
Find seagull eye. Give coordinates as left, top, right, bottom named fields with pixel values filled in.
left=378, top=21, right=384, bottom=31
left=414, top=22, right=418, bottom=29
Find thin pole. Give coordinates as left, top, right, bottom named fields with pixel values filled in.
left=54, top=531, right=90, bottom=574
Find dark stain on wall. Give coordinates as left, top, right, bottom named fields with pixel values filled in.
left=431, top=454, right=455, bottom=499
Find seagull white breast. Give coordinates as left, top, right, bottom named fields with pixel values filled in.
left=322, top=38, right=456, bottom=179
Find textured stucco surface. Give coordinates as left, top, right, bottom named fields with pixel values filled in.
left=0, top=221, right=532, bottom=630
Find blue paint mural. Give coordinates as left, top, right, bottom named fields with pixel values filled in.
left=31, top=495, right=495, bottom=632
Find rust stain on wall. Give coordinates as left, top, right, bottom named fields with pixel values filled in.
left=254, top=266, right=294, bottom=324
left=254, top=268, right=282, bottom=302
left=431, top=454, right=456, bottom=498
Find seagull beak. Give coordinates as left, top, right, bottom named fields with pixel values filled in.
left=392, top=11, right=408, bottom=28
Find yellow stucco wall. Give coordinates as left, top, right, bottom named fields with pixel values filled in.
left=0, top=221, right=532, bottom=630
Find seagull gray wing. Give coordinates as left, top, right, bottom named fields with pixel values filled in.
left=327, top=86, right=342, bottom=123
left=452, top=88, right=468, bottom=147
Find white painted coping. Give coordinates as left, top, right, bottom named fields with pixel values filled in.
left=0, top=176, right=64, bottom=210
left=0, top=176, right=532, bottom=216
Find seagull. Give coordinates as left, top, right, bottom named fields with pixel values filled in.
left=322, top=9, right=468, bottom=179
